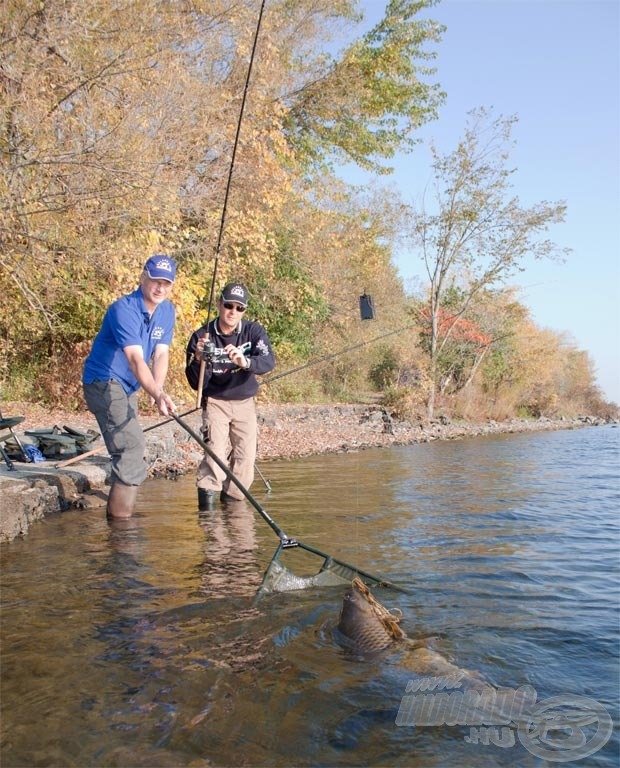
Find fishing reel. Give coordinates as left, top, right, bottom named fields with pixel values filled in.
left=202, top=341, right=228, bottom=362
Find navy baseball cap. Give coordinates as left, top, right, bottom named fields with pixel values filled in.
left=144, top=255, right=176, bottom=283
left=221, top=282, right=249, bottom=307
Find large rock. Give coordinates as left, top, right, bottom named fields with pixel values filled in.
left=0, top=459, right=110, bottom=543
left=0, top=420, right=198, bottom=542
left=0, top=476, right=61, bottom=541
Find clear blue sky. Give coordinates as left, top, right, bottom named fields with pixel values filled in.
left=346, top=0, right=620, bottom=403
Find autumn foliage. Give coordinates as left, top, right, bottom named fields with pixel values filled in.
left=0, top=0, right=613, bottom=420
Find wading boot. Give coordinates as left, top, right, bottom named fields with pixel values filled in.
left=198, top=488, right=216, bottom=511
left=107, top=482, right=139, bottom=519
left=220, top=490, right=243, bottom=504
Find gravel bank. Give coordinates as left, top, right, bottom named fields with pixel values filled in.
left=1, top=401, right=611, bottom=542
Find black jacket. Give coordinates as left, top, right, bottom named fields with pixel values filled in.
left=185, top=317, right=275, bottom=404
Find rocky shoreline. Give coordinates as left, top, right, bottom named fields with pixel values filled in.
left=254, top=404, right=606, bottom=462
left=0, top=401, right=612, bottom=542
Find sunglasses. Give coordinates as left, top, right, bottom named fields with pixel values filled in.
left=223, top=302, right=246, bottom=313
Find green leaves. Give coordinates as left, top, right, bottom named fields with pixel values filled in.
left=284, top=0, right=445, bottom=172
left=408, top=108, right=572, bottom=417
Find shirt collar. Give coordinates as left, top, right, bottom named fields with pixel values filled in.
left=214, top=317, right=242, bottom=336
left=136, top=286, right=154, bottom=321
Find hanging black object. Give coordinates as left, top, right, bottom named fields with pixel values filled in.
left=359, top=293, right=376, bottom=320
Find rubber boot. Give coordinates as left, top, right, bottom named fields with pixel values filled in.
left=107, top=481, right=139, bottom=518
left=198, top=488, right=216, bottom=511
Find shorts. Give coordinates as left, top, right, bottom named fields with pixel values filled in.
left=82, top=379, right=146, bottom=485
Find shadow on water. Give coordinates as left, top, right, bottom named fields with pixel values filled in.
left=1, top=425, right=618, bottom=766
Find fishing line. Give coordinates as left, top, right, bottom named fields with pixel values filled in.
left=260, top=322, right=418, bottom=387
left=56, top=319, right=416, bottom=469
left=196, top=0, right=267, bottom=406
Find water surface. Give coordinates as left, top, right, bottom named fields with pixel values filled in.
left=1, top=425, right=618, bottom=766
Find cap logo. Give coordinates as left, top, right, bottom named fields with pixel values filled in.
left=144, top=254, right=176, bottom=282
left=154, top=258, right=173, bottom=273
left=229, top=285, right=245, bottom=299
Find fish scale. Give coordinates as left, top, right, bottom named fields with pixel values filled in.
left=337, top=581, right=405, bottom=653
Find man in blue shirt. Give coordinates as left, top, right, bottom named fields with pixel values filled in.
left=83, top=255, right=177, bottom=518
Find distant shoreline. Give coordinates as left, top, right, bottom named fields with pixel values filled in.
left=3, top=400, right=614, bottom=469
left=253, top=404, right=614, bottom=463
left=0, top=402, right=614, bottom=543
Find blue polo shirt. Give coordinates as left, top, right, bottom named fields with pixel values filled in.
left=83, top=287, right=175, bottom=395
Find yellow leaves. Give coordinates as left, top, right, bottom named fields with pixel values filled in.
left=0, top=0, right=437, bottom=405
left=145, top=230, right=165, bottom=254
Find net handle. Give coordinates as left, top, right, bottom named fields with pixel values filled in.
left=171, top=412, right=296, bottom=545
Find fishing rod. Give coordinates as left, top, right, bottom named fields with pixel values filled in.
left=260, top=321, right=418, bottom=387
left=247, top=319, right=418, bottom=489
left=195, top=0, right=267, bottom=406
left=54, top=406, right=199, bottom=469
left=55, top=318, right=415, bottom=469
left=55, top=9, right=267, bottom=470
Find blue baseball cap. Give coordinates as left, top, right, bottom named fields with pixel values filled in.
left=144, top=254, right=176, bottom=283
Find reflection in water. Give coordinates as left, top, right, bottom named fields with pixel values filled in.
left=106, top=514, right=145, bottom=563
left=0, top=426, right=618, bottom=767
left=197, top=500, right=260, bottom=597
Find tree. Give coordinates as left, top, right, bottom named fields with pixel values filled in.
left=2, top=0, right=442, bottom=403
left=1, top=0, right=252, bottom=389
left=283, top=0, right=445, bottom=174
left=407, top=108, right=571, bottom=418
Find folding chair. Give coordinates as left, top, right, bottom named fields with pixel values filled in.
left=0, top=406, right=30, bottom=470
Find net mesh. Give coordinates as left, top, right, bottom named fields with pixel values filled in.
left=257, top=542, right=393, bottom=596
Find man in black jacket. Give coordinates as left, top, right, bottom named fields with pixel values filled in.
left=185, top=283, right=275, bottom=509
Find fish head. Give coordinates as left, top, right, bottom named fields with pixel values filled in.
left=338, top=584, right=376, bottom=630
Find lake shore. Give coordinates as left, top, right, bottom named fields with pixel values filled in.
left=254, top=403, right=607, bottom=461
left=0, top=400, right=612, bottom=542
left=3, top=398, right=610, bottom=470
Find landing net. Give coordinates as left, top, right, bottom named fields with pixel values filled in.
left=257, top=541, right=396, bottom=597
